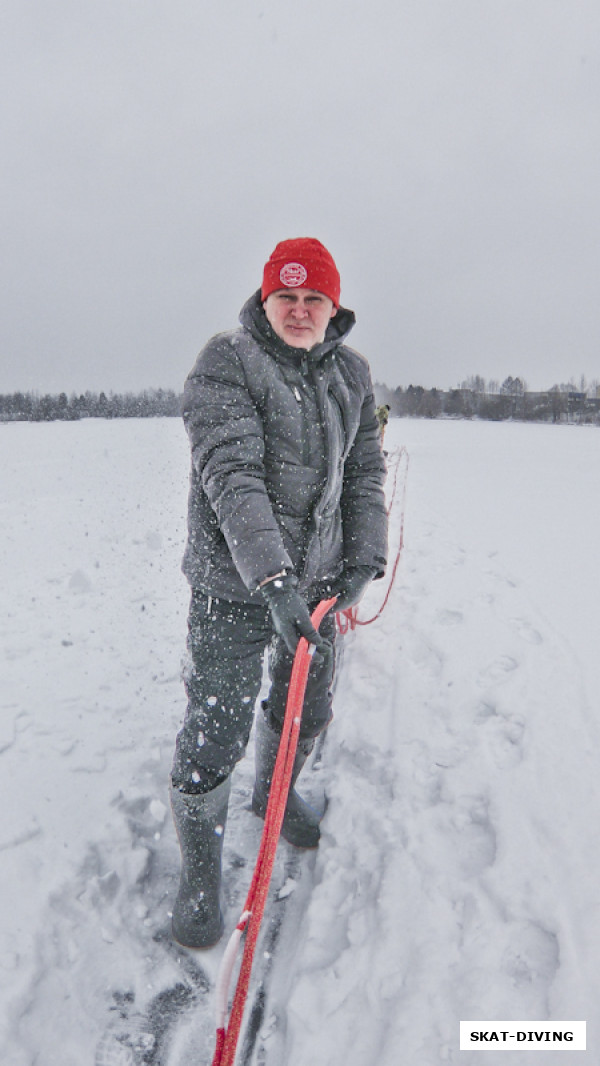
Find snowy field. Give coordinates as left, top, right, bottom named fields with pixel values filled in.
left=1, top=415, right=599, bottom=1064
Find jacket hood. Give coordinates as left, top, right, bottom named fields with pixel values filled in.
left=239, top=290, right=356, bottom=362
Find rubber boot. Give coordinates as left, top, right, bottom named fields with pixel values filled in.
left=170, top=776, right=230, bottom=949
left=251, top=713, right=322, bottom=848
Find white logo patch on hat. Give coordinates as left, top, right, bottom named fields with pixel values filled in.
left=279, top=262, right=308, bottom=288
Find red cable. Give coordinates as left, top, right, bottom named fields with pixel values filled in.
left=336, top=445, right=409, bottom=633
left=211, top=598, right=337, bottom=1066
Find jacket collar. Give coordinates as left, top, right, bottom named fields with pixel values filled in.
left=239, top=290, right=356, bottom=364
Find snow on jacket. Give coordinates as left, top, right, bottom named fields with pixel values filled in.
left=181, top=291, right=388, bottom=603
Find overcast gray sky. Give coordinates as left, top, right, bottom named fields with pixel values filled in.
left=2, top=0, right=599, bottom=395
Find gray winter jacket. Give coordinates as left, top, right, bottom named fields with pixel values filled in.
left=181, top=291, right=388, bottom=603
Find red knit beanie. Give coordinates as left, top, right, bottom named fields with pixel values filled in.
left=261, top=238, right=341, bottom=307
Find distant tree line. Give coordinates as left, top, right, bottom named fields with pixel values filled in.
left=0, top=388, right=182, bottom=422
left=3, top=376, right=600, bottom=426
left=375, top=376, right=600, bottom=426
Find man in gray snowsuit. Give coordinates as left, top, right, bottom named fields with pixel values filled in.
left=170, top=238, right=388, bottom=948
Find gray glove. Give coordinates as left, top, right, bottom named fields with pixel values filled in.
left=260, top=574, right=329, bottom=656
left=334, top=565, right=378, bottom=612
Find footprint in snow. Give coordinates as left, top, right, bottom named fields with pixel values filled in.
left=476, top=702, right=526, bottom=769
left=69, top=569, right=93, bottom=593
left=435, top=609, right=464, bottom=626
left=479, top=654, right=519, bottom=683
left=500, top=920, right=560, bottom=1012
left=453, top=797, right=497, bottom=878
left=510, top=618, right=543, bottom=645
left=95, top=983, right=200, bottom=1066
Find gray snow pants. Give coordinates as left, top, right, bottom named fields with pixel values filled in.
left=171, top=590, right=336, bottom=795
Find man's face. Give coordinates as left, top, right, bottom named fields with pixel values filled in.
left=263, top=289, right=336, bottom=349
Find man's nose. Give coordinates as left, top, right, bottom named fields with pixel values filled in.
left=290, top=301, right=308, bottom=317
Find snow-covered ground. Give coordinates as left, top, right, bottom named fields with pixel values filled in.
left=1, top=415, right=599, bottom=1064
